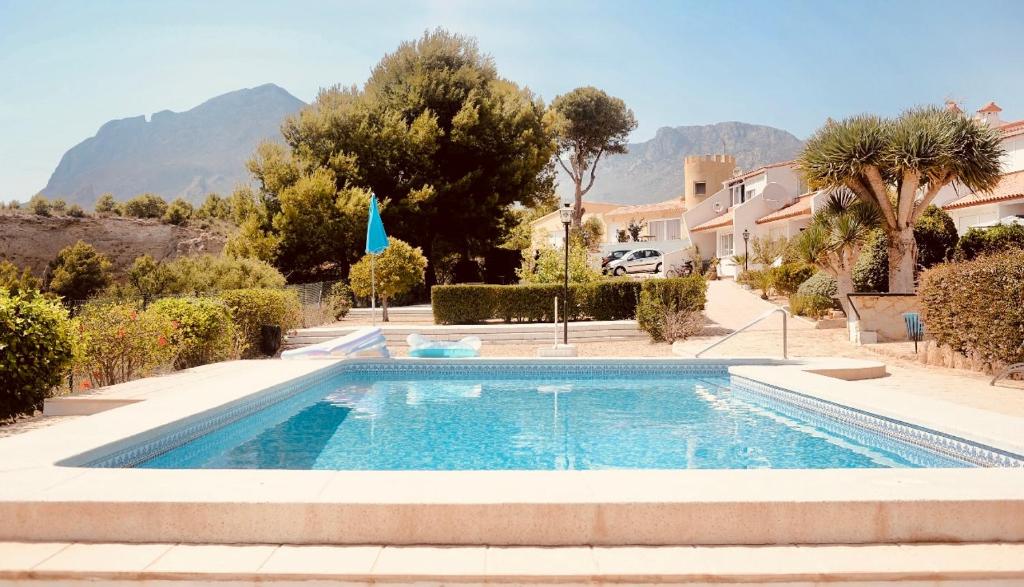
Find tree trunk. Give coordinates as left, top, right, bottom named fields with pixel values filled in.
left=572, top=182, right=584, bottom=229
left=381, top=296, right=389, bottom=322
left=835, top=271, right=855, bottom=323
left=887, top=227, right=917, bottom=294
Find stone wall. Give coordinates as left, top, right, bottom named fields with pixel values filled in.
left=848, top=294, right=921, bottom=344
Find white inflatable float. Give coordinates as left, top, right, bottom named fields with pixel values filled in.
left=406, top=333, right=481, bottom=358
left=281, top=327, right=389, bottom=359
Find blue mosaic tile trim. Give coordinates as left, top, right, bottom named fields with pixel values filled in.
left=83, top=364, right=344, bottom=468
left=731, top=376, right=1024, bottom=468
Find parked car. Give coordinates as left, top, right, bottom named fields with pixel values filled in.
left=606, top=248, right=664, bottom=276
left=601, top=249, right=631, bottom=273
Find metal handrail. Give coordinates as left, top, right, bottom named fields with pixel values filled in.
left=695, top=307, right=788, bottom=359
left=991, top=362, right=1024, bottom=386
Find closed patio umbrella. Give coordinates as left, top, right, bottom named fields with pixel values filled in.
left=365, top=194, right=389, bottom=326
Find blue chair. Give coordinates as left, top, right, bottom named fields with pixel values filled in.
left=903, top=312, right=924, bottom=353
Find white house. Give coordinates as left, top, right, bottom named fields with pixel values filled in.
left=941, top=102, right=1024, bottom=233
left=682, top=161, right=822, bottom=277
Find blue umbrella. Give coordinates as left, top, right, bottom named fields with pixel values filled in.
left=365, top=195, right=389, bottom=325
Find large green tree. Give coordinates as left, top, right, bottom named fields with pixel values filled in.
left=245, top=29, right=555, bottom=283
left=798, top=107, right=1003, bottom=292
left=548, top=87, right=637, bottom=228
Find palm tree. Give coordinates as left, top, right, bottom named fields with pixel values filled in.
left=798, top=107, right=1003, bottom=293
left=794, top=189, right=880, bottom=320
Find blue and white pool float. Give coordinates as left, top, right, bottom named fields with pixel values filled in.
left=406, top=333, right=481, bottom=358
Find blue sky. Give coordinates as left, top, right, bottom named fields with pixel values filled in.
left=2, top=0, right=1024, bottom=201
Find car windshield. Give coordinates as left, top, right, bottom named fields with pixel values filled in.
left=610, top=250, right=628, bottom=259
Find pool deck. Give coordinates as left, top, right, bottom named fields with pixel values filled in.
left=2, top=356, right=1023, bottom=555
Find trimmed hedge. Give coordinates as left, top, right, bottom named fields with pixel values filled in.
left=954, top=224, right=1024, bottom=261
left=920, top=250, right=1024, bottom=367
left=219, top=288, right=301, bottom=357
left=431, top=280, right=647, bottom=324
left=148, top=297, right=238, bottom=369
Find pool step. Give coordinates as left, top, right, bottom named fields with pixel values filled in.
left=285, top=320, right=647, bottom=348
left=2, top=541, right=1021, bottom=584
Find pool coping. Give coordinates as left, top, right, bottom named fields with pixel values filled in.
left=2, top=356, right=1024, bottom=546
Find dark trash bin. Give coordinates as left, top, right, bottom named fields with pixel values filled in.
left=261, top=325, right=282, bottom=356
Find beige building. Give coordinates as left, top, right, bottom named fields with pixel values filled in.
left=529, top=201, right=624, bottom=250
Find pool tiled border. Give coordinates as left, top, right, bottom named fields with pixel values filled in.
left=75, top=357, right=1024, bottom=471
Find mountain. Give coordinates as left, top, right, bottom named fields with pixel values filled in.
left=41, top=84, right=306, bottom=206
left=556, top=122, right=804, bottom=205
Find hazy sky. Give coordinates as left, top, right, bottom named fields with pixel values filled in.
left=3, top=0, right=1024, bottom=201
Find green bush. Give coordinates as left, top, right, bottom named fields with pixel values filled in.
left=325, top=281, right=353, bottom=321
left=788, top=293, right=836, bottom=319
left=28, top=194, right=51, bottom=217
left=920, top=251, right=1024, bottom=367
left=46, top=241, right=112, bottom=301
left=74, top=301, right=177, bottom=387
left=67, top=204, right=86, bottom=218
left=162, top=198, right=194, bottom=225
left=94, top=193, right=118, bottom=215
left=121, top=193, right=168, bottom=219
left=148, top=297, right=238, bottom=369
left=0, top=261, right=42, bottom=294
left=218, top=288, right=301, bottom=358
left=0, top=290, right=76, bottom=421
left=954, top=224, right=1024, bottom=261
left=636, top=276, right=707, bottom=342
left=161, top=254, right=286, bottom=295
left=853, top=229, right=889, bottom=293
left=431, top=280, right=643, bottom=325
left=797, top=271, right=839, bottom=299
left=771, top=264, right=815, bottom=296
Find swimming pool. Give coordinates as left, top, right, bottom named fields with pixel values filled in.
left=81, top=361, right=1022, bottom=471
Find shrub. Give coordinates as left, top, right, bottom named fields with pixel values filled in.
left=218, top=288, right=301, bottom=358
left=67, top=204, right=86, bottom=218
left=348, top=238, right=428, bottom=322
left=788, top=293, right=836, bottom=319
left=518, top=239, right=601, bottom=284
left=195, top=193, right=230, bottom=221
left=148, top=297, right=238, bottom=369
left=324, top=281, right=353, bottom=321
left=74, top=301, right=177, bottom=387
left=121, top=193, right=168, bottom=219
left=0, top=290, right=76, bottom=421
left=771, top=263, right=815, bottom=296
left=46, top=241, right=112, bottom=301
left=920, top=250, right=1024, bottom=367
left=954, top=224, right=1024, bottom=261
left=95, top=193, right=118, bottom=215
left=739, top=269, right=775, bottom=299
left=162, top=254, right=286, bottom=295
left=661, top=308, right=706, bottom=343
left=162, top=198, right=194, bottom=225
left=636, top=276, right=707, bottom=342
left=0, top=260, right=42, bottom=294
left=50, top=199, right=68, bottom=215
left=431, top=280, right=642, bottom=325
left=853, top=229, right=889, bottom=293
left=28, top=194, right=50, bottom=216
left=797, top=271, right=839, bottom=300
left=853, top=207, right=958, bottom=292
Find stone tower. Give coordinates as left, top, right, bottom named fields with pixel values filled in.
left=683, top=154, right=737, bottom=211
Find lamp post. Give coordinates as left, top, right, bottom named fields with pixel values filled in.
left=742, top=228, right=750, bottom=273
left=558, top=202, right=573, bottom=345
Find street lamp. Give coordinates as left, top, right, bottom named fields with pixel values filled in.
left=742, top=229, right=750, bottom=273
left=558, top=202, right=573, bottom=345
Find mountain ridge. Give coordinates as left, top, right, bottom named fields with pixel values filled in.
left=41, top=84, right=306, bottom=205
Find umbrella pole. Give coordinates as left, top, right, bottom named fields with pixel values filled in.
left=371, top=254, right=376, bottom=327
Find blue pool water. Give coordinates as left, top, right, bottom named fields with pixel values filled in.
left=137, top=368, right=971, bottom=470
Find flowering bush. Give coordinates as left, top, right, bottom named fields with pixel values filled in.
left=148, top=297, right=239, bottom=369
left=74, top=301, right=178, bottom=387
left=0, top=290, right=76, bottom=421
left=218, top=288, right=301, bottom=357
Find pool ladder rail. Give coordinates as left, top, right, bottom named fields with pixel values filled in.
left=991, top=363, right=1024, bottom=386
left=694, top=307, right=788, bottom=359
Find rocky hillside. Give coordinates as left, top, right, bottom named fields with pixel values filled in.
left=556, top=122, right=804, bottom=204
left=41, top=84, right=305, bottom=206
left=0, top=213, right=225, bottom=275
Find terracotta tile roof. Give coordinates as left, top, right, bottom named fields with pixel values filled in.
left=727, top=160, right=796, bottom=183
left=943, top=170, right=1024, bottom=210
left=689, top=209, right=734, bottom=232
left=755, top=193, right=814, bottom=224
left=978, top=101, right=1003, bottom=113
left=605, top=198, right=685, bottom=218
left=1000, top=119, right=1024, bottom=139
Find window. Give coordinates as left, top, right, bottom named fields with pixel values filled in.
left=665, top=218, right=681, bottom=240
left=694, top=181, right=706, bottom=196
left=718, top=232, right=734, bottom=256
left=648, top=220, right=667, bottom=241
left=730, top=183, right=745, bottom=206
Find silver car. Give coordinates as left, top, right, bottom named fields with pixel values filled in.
left=607, top=249, right=663, bottom=276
